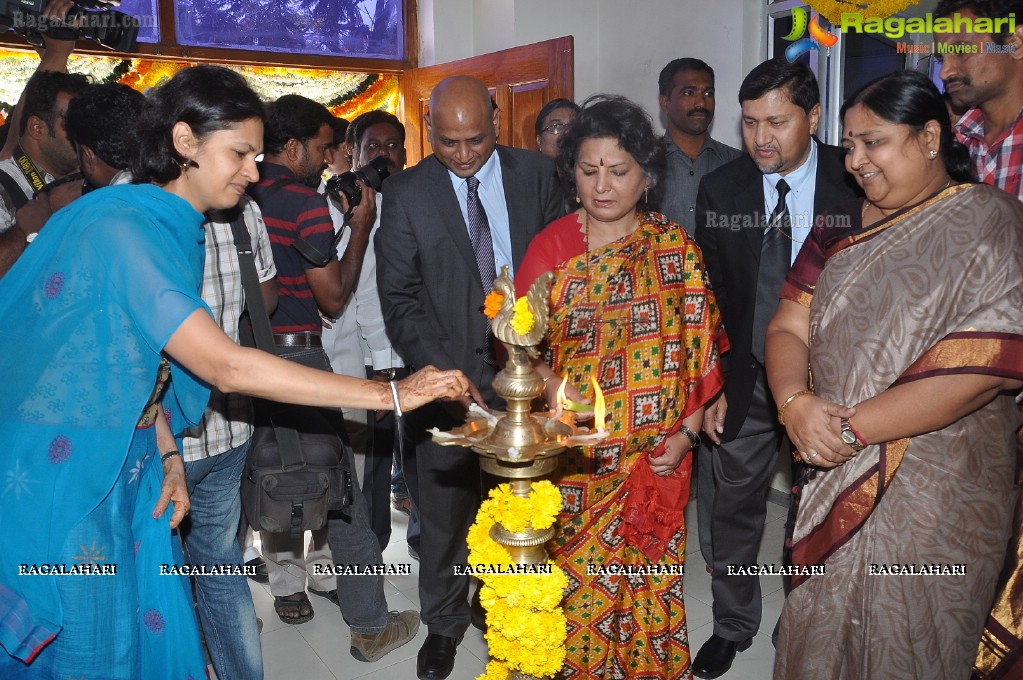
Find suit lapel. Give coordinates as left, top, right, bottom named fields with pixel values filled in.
left=735, top=160, right=766, bottom=259
left=813, top=143, right=859, bottom=216
left=425, top=156, right=482, bottom=284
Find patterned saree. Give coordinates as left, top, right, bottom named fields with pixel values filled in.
left=773, top=184, right=1023, bottom=680
left=524, top=211, right=724, bottom=679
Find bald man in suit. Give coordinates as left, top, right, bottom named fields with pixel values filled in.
left=376, top=76, right=565, bottom=679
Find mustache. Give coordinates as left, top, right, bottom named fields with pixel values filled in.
left=687, top=107, right=711, bottom=116
left=754, top=145, right=779, bottom=154
left=944, top=76, right=971, bottom=88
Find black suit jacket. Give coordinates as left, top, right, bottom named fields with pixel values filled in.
left=694, top=141, right=861, bottom=440
left=376, top=145, right=565, bottom=404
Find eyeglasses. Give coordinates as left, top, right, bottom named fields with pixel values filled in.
left=542, top=121, right=571, bottom=136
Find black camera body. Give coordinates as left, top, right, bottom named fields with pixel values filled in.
left=0, top=0, right=139, bottom=52
left=324, top=155, right=391, bottom=213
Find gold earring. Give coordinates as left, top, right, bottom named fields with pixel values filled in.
left=575, top=195, right=581, bottom=204
left=644, top=187, right=649, bottom=205
left=180, top=158, right=198, bottom=171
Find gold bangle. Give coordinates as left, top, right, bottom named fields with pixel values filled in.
left=777, top=389, right=815, bottom=426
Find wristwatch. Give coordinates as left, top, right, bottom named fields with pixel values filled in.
left=374, top=367, right=397, bottom=380
left=840, top=418, right=866, bottom=451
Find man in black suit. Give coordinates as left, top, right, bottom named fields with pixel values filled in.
left=691, top=58, right=861, bottom=679
left=376, top=76, right=565, bottom=680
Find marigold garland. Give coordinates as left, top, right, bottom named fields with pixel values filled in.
left=468, top=482, right=568, bottom=679
left=0, top=48, right=397, bottom=126
left=806, top=0, right=922, bottom=24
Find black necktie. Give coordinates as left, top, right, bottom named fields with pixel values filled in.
left=751, top=179, right=793, bottom=364
left=466, top=176, right=497, bottom=294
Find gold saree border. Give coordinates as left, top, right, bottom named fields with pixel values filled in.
left=893, top=332, right=1023, bottom=386
left=823, top=184, right=972, bottom=260
left=791, top=438, right=910, bottom=590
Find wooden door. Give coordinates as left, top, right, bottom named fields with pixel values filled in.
left=399, top=36, right=574, bottom=165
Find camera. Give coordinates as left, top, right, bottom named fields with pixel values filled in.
left=0, top=0, right=139, bottom=52
left=324, top=155, right=390, bottom=214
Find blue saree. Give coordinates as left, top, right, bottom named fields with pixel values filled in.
left=0, top=184, right=212, bottom=678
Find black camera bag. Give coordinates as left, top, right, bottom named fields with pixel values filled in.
left=226, top=210, right=352, bottom=537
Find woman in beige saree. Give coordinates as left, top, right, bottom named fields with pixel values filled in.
left=767, top=71, right=1023, bottom=680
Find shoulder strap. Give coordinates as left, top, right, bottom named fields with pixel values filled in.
left=0, top=170, right=31, bottom=213
left=226, top=211, right=307, bottom=470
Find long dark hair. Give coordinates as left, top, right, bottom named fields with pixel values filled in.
left=840, top=70, right=975, bottom=183
left=556, top=94, right=666, bottom=210
left=133, top=65, right=265, bottom=184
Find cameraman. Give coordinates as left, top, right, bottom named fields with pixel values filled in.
left=322, top=110, right=414, bottom=553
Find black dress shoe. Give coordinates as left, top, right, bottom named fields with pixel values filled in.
left=692, top=634, right=753, bottom=679
left=417, top=633, right=460, bottom=679
left=245, top=556, right=269, bottom=583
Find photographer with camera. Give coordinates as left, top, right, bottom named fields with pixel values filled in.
left=0, top=59, right=88, bottom=277
left=249, top=95, right=420, bottom=662
left=322, top=110, right=413, bottom=554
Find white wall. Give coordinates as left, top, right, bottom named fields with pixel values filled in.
left=417, top=0, right=765, bottom=149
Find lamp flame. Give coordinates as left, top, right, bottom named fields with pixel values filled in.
left=589, top=375, right=606, bottom=432
left=555, top=375, right=567, bottom=407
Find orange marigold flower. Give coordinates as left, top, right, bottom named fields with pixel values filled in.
left=483, top=291, right=505, bottom=319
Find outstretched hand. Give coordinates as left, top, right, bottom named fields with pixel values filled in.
left=544, top=375, right=592, bottom=418
left=397, top=366, right=473, bottom=411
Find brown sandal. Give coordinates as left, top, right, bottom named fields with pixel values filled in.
left=274, top=592, right=314, bottom=624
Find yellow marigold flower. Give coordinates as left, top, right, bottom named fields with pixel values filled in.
left=483, top=291, right=504, bottom=319
left=477, top=660, right=510, bottom=680
left=465, top=478, right=567, bottom=676
left=510, top=296, right=535, bottom=335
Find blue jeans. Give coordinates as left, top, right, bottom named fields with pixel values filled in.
left=182, top=441, right=263, bottom=680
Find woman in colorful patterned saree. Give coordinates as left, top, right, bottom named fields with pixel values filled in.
left=0, top=65, right=468, bottom=679
left=768, top=70, right=1023, bottom=680
left=515, top=95, right=725, bottom=679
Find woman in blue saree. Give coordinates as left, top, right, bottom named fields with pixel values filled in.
left=0, top=65, right=469, bottom=679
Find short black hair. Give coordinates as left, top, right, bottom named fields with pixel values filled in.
left=66, top=83, right=148, bottom=171
left=935, top=0, right=1023, bottom=43
left=349, top=109, right=406, bottom=147
left=658, top=58, right=715, bottom=97
left=133, top=65, right=265, bottom=185
left=326, top=116, right=349, bottom=147
left=18, top=70, right=90, bottom=136
left=556, top=94, right=666, bottom=210
left=534, top=98, right=580, bottom=136
left=263, top=94, right=334, bottom=155
left=841, top=70, right=976, bottom=183
left=738, top=58, right=820, bottom=114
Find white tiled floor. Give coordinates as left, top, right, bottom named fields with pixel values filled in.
left=246, top=499, right=787, bottom=680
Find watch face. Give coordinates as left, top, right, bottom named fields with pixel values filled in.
left=841, top=428, right=856, bottom=445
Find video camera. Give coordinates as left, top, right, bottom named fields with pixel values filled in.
left=0, top=0, right=139, bottom=52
